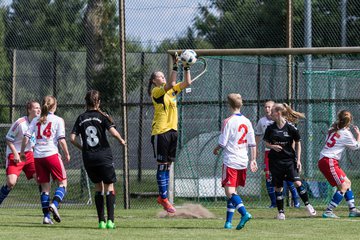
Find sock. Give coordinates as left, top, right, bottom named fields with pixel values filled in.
left=275, top=191, right=284, bottom=213
left=344, top=189, right=356, bottom=211
left=285, top=181, right=299, bottom=205
left=52, top=187, right=66, bottom=208
left=230, top=193, right=247, bottom=216
left=41, top=192, right=50, bottom=218
left=157, top=165, right=168, bottom=199
left=0, top=185, right=11, bottom=205
left=226, top=199, right=235, bottom=223
left=296, top=185, right=309, bottom=205
left=326, top=190, right=344, bottom=212
left=95, top=191, right=105, bottom=222
left=266, top=179, right=276, bottom=206
left=106, top=191, right=116, bottom=222
left=165, top=169, right=170, bottom=197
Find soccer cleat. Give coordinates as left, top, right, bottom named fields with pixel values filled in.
left=322, top=211, right=340, bottom=219
left=106, top=220, right=115, bottom=229
left=305, top=204, right=316, bottom=216
left=157, top=196, right=176, bottom=213
left=277, top=212, right=286, bottom=220
left=236, top=212, right=252, bottom=230
left=349, top=208, right=360, bottom=217
left=49, top=203, right=61, bottom=223
left=43, top=216, right=54, bottom=225
left=98, top=221, right=106, bottom=229
left=224, top=222, right=232, bottom=229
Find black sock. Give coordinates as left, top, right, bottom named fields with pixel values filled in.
left=95, top=192, right=105, bottom=222
left=296, top=185, right=309, bottom=205
left=275, top=191, right=284, bottom=213
left=106, top=191, right=115, bottom=222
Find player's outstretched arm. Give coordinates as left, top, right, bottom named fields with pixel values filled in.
left=179, top=67, right=192, bottom=89
left=109, top=127, right=126, bottom=146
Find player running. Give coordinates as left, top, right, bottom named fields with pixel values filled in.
left=255, top=100, right=300, bottom=208
left=0, top=101, right=40, bottom=205
left=70, top=90, right=126, bottom=229
left=263, top=103, right=316, bottom=220
left=319, top=110, right=360, bottom=218
left=213, top=93, right=258, bottom=230
left=20, top=96, right=70, bottom=225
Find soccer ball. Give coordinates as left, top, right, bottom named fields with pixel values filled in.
left=180, top=49, right=197, bottom=66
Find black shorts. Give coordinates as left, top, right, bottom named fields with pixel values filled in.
left=151, top=130, right=178, bottom=163
left=84, top=164, right=116, bottom=184
left=269, top=159, right=301, bottom=188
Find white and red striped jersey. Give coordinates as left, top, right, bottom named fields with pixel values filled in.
left=255, top=116, right=273, bottom=151
left=25, top=113, right=66, bottom=158
left=319, top=127, right=360, bottom=161
left=218, top=113, right=256, bottom=169
left=5, top=116, right=34, bottom=157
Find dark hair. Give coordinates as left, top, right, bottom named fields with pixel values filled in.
left=26, top=100, right=39, bottom=116
left=147, top=71, right=158, bottom=96
left=329, top=110, right=352, bottom=134
left=39, top=96, right=56, bottom=124
left=85, top=90, right=114, bottom=124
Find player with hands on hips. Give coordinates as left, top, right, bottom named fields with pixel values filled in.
left=319, top=110, right=360, bottom=218
left=70, top=90, right=126, bottom=229
left=0, top=100, right=41, bottom=206
left=263, top=103, right=316, bottom=220
left=20, top=96, right=70, bottom=225
left=213, top=93, right=257, bottom=230
left=255, top=100, right=300, bottom=208
left=147, top=52, right=192, bottom=214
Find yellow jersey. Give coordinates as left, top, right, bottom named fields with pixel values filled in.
left=151, top=83, right=182, bottom=135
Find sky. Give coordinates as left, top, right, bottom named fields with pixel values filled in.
left=1, top=0, right=212, bottom=44
left=125, top=0, right=211, bottom=44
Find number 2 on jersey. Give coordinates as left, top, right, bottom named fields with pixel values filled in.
left=238, top=124, right=248, bottom=144
left=36, top=122, right=52, bottom=139
left=326, top=132, right=340, bottom=148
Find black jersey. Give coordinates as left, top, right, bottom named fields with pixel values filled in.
left=72, top=110, right=115, bottom=166
left=263, top=121, right=301, bottom=162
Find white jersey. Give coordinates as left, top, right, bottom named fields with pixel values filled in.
left=218, top=113, right=256, bottom=169
left=25, top=113, right=66, bottom=158
left=319, top=128, right=360, bottom=161
left=255, top=116, right=273, bottom=151
left=5, top=116, right=34, bottom=157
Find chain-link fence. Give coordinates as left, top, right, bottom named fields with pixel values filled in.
left=0, top=0, right=360, bottom=209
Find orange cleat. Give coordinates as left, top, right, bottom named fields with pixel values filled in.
left=157, top=196, right=176, bottom=213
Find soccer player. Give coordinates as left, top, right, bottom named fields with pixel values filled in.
left=20, top=95, right=70, bottom=225
left=0, top=101, right=41, bottom=205
left=70, top=90, right=126, bottom=229
left=318, top=110, right=360, bottom=218
left=263, top=103, right=316, bottom=220
left=147, top=54, right=192, bottom=213
left=213, top=93, right=258, bottom=230
left=255, top=100, right=300, bottom=208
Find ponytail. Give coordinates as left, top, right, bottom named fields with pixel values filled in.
left=329, top=110, right=352, bottom=134
left=39, top=96, right=56, bottom=124
left=147, top=72, right=158, bottom=96
left=273, top=103, right=305, bottom=123
left=85, top=90, right=114, bottom=124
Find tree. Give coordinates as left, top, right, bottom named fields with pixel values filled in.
left=0, top=6, right=10, bottom=122
left=5, top=0, right=85, bottom=50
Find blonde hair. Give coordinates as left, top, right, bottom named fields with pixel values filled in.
left=329, top=110, right=352, bottom=134
left=273, top=103, right=305, bottom=123
left=227, top=93, right=243, bottom=110
left=39, top=95, right=57, bottom=124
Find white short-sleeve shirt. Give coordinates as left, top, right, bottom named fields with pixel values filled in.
left=319, top=128, right=360, bottom=161
left=218, top=113, right=256, bottom=169
left=5, top=116, right=34, bottom=157
left=25, top=113, right=66, bottom=158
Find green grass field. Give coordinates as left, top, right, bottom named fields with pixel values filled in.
left=0, top=206, right=359, bottom=240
